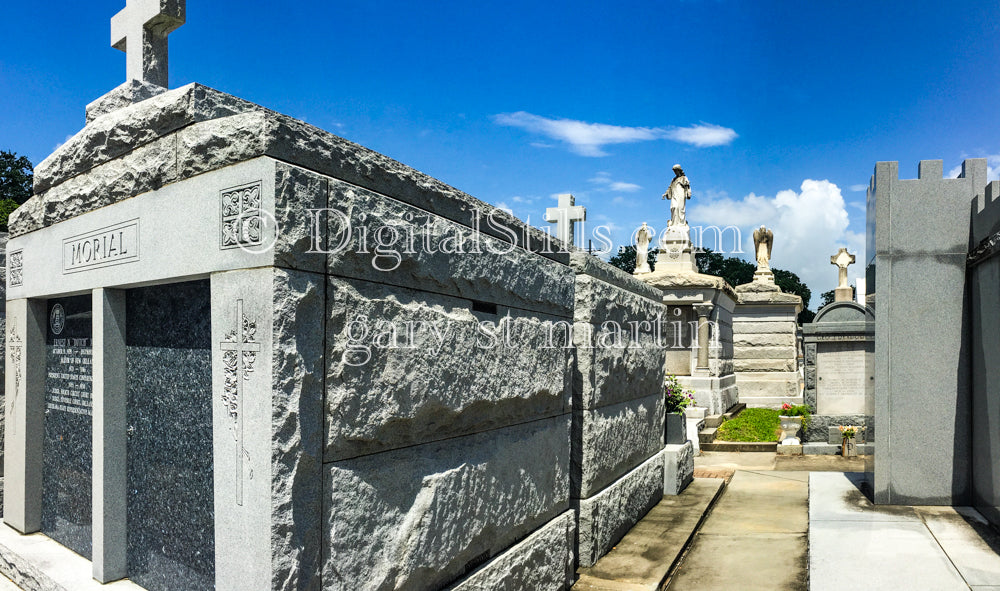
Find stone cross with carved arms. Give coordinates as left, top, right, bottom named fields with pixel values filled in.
left=111, top=0, right=186, bottom=87
left=831, top=247, right=856, bottom=302
left=544, top=193, right=586, bottom=247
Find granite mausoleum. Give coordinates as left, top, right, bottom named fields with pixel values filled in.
left=0, top=3, right=691, bottom=589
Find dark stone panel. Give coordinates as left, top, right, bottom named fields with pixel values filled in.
left=125, top=280, right=214, bottom=591
left=805, top=414, right=872, bottom=443
left=42, top=295, right=93, bottom=559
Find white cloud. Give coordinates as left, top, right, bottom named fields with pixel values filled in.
left=849, top=184, right=868, bottom=192
left=663, top=123, right=738, bottom=148
left=511, top=196, right=532, bottom=204
left=612, top=196, right=636, bottom=206
left=948, top=155, right=1000, bottom=181
left=688, top=179, right=865, bottom=307
left=610, top=181, right=642, bottom=192
left=494, top=202, right=514, bottom=215
left=591, top=213, right=622, bottom=233
left=589, top=172, right=642, bottom=192
left=493, top=112, right=736, bottom=156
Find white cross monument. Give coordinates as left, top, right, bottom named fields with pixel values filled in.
left=111, top=0, right=186, bottom=87
left=831, top=247, right=856, bottom=303
left=544, top=193, right=586, bottom=248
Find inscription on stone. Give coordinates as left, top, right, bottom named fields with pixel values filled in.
left=816, top=341, right=870, bottom=415
left=46, top=337, right=93, bottom=416
left=63, top=219, right=139, bottom=273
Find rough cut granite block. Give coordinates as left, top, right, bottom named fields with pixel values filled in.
left=576, top=451, right=664, bottom=568
left=323, top=416, right=570, bottom=591
left=39, top=83, right=262, bottom=193
left=30, top=134, right=180, bottom=233
left=269, top=269, right=325, bottom=591
left=14, top=86, right=568, bottom=268
left=324, top=177, right=575, bottom=318
left=325, top=276, right=572, bottom=461
left=274, top=162, right=328, bottom=275
left=733, top=333, right=797, bottom=347
left=730, top=321, right=799, bottom=334
left=573, top=275, right=665, bottom=410
left=568, top=253, right=662, bottom=303
left=734, top=358, right=797, bottom=372
left=664, top=442, right=694, bottom=495
left=574, top=392, right=664, bottom=499
left=84, top=79, right=167, bottom=125
left=447, top=511, right=575, bottom=591
left=733, top=346, right=798, bottom=360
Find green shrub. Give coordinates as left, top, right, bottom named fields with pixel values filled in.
left=716, top=408, right=781, bottom=442
left=664, top=374, right=696, bottom=415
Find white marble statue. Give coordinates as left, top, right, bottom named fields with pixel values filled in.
left=662, top=164, right=691, bottom=228
left=753, top=225, right=773, bottom=270
left=634, top=222, right=652, bottom=274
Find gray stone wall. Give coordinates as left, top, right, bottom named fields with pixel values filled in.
left=867, top=159, right=985, bottom=505
left=569, top=253, right=666, bottom=567
left=968, top=179, right=1000, bottom=525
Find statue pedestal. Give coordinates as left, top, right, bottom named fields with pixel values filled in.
left=657, top=225, right=698, bottom=274
left=753, top=268, right=775, bottom=284
left=733, top=279, right=804, bottom=408
left=834, top=286, right=853, bottom=302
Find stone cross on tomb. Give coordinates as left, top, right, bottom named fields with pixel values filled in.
left=544, top=193, right=586, bottom=247
left=111, top=0, right=186, bottom=87
left=831, top=247, right=856, bottom=302
left=221, top=299, right=260, bottom=506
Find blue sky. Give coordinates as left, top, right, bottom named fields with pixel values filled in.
left=2, top=1, right=999, bottom=304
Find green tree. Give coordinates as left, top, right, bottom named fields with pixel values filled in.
left=0, top=199, right=19, bottom=232
left=816, top=286, right=856, bottom=314
left=0, top=151, right=32, bottom=233
left=608, top=245, right=657, bottom=274
left=0, top=151, right=33, bottom=205
left=695, top=249, right=755, bottom=286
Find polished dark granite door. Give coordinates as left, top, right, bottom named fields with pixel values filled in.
left=42, top=295, right=94, bottom=558
left=126, top=280, right=215, bottom=591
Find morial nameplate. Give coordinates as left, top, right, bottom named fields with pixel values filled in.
left=63, top=219, right=140, bottom=274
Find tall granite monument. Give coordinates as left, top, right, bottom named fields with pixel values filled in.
left=731, top=226, right=803, bottom=408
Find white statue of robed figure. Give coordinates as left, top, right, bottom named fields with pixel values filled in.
left=662, top=164, right=691, bottom=229
left=753, top=225, right=773, bottom=270
left=634, top=222, right=653, bottom=275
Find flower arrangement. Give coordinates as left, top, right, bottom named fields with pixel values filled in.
left=839, top=425, right=859, bottom=440
left=779, top=402, right=812, bottom=431
left=665, top=374, right=696, bottom=415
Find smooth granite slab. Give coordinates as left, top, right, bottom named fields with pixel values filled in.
left=41, top=295, right=93, bottom=560
left=809, top=472, right=1000, bottom=590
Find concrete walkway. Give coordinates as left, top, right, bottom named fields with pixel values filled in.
left=665, top=470, right=809, bottom=590
left=810, top=472, right=1000, bottom=590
